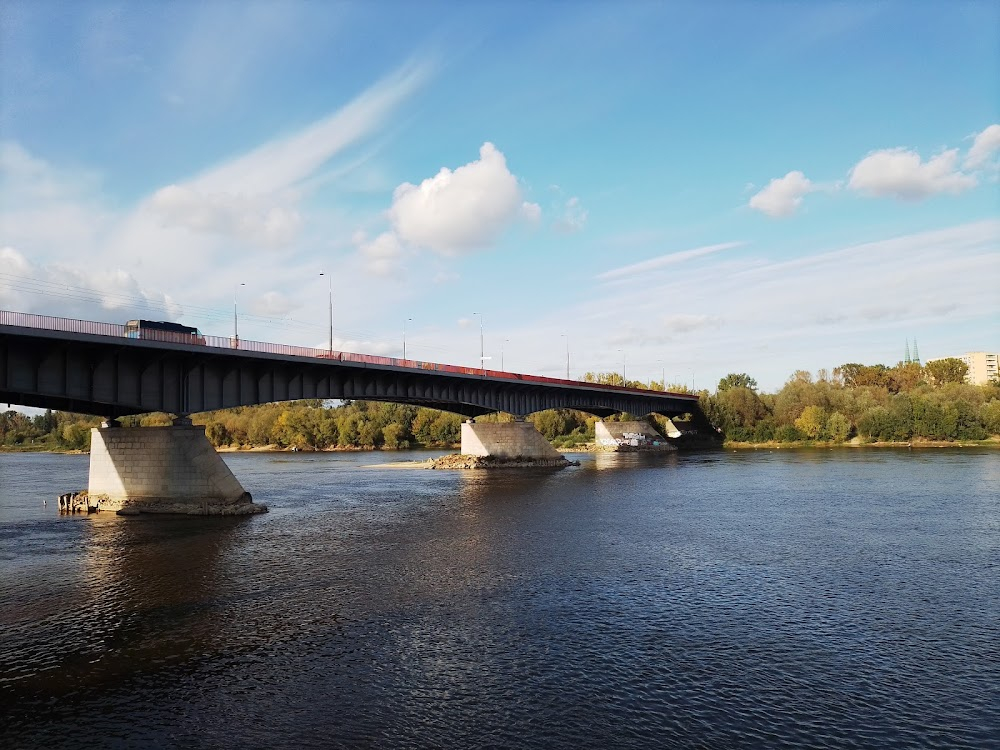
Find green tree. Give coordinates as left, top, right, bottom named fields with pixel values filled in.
left=925, top=358, right=968, bottom=386
left=794, top=405, right=828, bottom=439
left=381, top=422, right=410, bottom=449
left=981, top=400, right=1000, bottom=435
left=826, top=412, right=851, bottom=442
left=889, top=362, right=924, bottom=392
left=206, top=421, right=230, bottom=446
left=429, top=413, right=461, bottom=445
left=717, top=373, right=758, bottom=392
left=837, top=363, right=890, bottom=388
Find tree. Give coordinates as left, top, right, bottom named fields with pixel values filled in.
left=826, top=412, right=851, bottom=442
left=925, top=358, right=968, bottom=386
left=889, top=362, right=924, bottom=392
left=381, top=423, right=410, bottom=449
left=794, top=405, right=827, bottom=439
left=837, top=363, right=890, bottom=388
left=717, top=373, right=758, bottom=392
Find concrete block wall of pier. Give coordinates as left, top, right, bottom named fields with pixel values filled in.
left=88, top=424, right=267, bottom=515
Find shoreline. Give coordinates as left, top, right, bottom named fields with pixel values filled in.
left=723, top=437, right=1000, bottom=449
left=4, top=438, right=998, bottom=455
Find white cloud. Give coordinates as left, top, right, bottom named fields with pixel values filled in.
left=748, top=171, right=815, bottom=217
left=521, top=201, right=542, bottom=223
left=598, top=241, right=744, bottom=281
left=139, top=60, right=430, bottom=249
left=0, top=60, right=434, bottom=343
left=848, top=147, right=976, bottom=200
left=964, top=123, right=1000, bottom=170
left=553, top=196, right=587, bottom=233
left=388, top=142, right=531, bottom=255
left=148, top=184, right=302, bottom=247
left=511, top=220, right=999, bottom=390
left=356, top=231, right=405, bottom=277
left=0, top=246, right=182, bottom=321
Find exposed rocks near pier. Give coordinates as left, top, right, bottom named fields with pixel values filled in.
left=430, top=454, right=578, bottom=470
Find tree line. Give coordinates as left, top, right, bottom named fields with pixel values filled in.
left=701, top=358, right=1000, bottom=443
left=3, top=357, right=997, bottom=451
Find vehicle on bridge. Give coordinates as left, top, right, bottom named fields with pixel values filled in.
left=124, top=319, right=205, bottom=345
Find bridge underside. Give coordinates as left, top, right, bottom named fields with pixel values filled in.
left=1, top=326, right=699, bottom=421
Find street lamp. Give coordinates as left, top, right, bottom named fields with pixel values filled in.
left=319, top=272, right=333, bottom=355
left=561, top=334, right=570, bottom=380
left=501, top=338, right=509, bottom=372
left=473, top=312, right=484, bottom=376
left=403, top=317, right=412, bottom=361
left=233, top=282, right=245, bottom=347
left=618, top=349, right=627, bottom=386
left=658, top=360, right=666, bottom=392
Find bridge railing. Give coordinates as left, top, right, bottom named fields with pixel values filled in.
left=1, top=309, right=699, bottom=401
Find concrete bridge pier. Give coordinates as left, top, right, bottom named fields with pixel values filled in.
left=460, top=418, right=566, bottom=462
left=88, top=419, right=267, bottom=516
left=595, top=420, right=677, bottom=452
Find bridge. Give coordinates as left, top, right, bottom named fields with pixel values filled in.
left=1, top=310, right=706, bottom=516
left=0, top=310, right=700, bottom=419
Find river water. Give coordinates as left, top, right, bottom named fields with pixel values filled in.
left=1, top=448, right=998, bottom=749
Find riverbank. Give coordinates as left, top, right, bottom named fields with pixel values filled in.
left=4, top=436, right=998, bottom=455
left=723, top=436, right=1000, bottom=449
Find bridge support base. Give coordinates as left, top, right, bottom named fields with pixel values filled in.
left=88, top=425, right=267, bottom=516
left=595, top=420, right=677, bottom=451
left=460, top=420, right=565, bottom=461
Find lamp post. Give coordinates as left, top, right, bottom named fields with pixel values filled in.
left=473, top=312, right=484, bottom=376
left=658, top=360, right=666, bottom=392
left=501, top=338, right=509, bottom=372
left=618, top=349, right=627, bottom=386
left=403, top=317, right=412, bottom=360
left=233, top=282, right=245, bottom=347
left=319, top=272, right=333, bottom=355
left=561, top=334, right=570, bottom=380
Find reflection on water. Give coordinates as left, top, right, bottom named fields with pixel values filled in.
left=1, top=448, right=998, bottom=749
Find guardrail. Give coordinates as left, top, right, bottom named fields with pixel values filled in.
left=0, top=309, right=699, bottom=400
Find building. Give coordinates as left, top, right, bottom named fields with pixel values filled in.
left=927, top=352, right=1000, bottom=385
left=960, top=352, right=1000, bottom=385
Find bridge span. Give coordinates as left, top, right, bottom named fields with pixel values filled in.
left=0, top=310, right=700, bottom=420
left=1, top=310, right=706, bottom=516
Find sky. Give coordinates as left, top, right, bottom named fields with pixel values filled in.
left=1, top=0, right=998, bottom=396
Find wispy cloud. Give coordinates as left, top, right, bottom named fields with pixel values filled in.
left=187, top=59, right=432, bottom=196
left=597, top=241, right=745, bottom=281
left=0, top=58, right=436, bottom=331
left=143, top=58, right=433, bottom=247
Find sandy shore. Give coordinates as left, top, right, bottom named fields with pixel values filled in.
left=367, top=459, right=436, bottom=469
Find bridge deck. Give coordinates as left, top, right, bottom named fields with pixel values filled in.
left=1, top=310, right=700, bottom=419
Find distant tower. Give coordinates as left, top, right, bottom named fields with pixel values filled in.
left=912, top=340, right=920, bottom=365
left=904, top=339, right=911, bottom=365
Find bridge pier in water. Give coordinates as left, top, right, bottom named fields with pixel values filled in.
left=595, top=420, right=677, bottom=452
left=88, top=422, right=267, bottom=516
left=460, top=419, right=565, bottom=461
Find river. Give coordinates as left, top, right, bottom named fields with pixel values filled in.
left=1, top=448, right=998, bottom=749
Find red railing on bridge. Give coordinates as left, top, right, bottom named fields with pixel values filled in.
left=0, top=310, right=699, bottom=401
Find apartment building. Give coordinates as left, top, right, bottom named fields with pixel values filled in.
left=960, top=352, right=1000, bottom=385
left=927, top=352, right=1000, bottom=385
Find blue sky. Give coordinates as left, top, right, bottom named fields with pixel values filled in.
left=1, top=1, right=998, bottom=393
